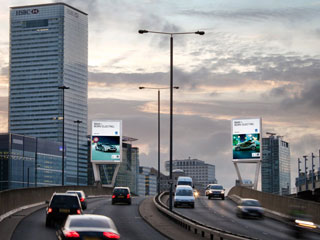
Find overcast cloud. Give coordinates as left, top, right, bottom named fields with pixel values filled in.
left=1, top=0, right=320, bottom=191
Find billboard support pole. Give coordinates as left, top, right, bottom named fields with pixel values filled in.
left=92, top=163, right=101, bottom=182
left=253, top=161, right=261, bottom=190
left=233, top=161, right=243, bottom=184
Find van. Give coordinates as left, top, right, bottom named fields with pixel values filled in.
left=174, top=185, right=195, bottom=208
left=176, top=176, right=193, bottom=188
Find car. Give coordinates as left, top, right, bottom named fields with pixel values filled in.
left=206, top=184, right=225, bottom=200
left=236, top=198, right=264, bottom=219
left=66, top=190, right=87, bottom=210
left=56, top=214, right=120, bottom=239
left=174, top=185, right=195, bottom=208
left=235, top=139, right=256, bottom=151
left=176, top=176, right=193, bottom=188
left=46, top=193, right=82, bottom=227
left=96, top=143, right=117, bottom=152
left=112, top=187, right=131, bottom=205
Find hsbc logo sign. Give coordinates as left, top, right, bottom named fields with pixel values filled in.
left=16, top=8, right=39, bottom=15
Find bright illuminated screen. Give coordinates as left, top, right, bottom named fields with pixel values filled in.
left=91, top=120, right=122, bottom=163
left=232, top=118, right=261, bottom=160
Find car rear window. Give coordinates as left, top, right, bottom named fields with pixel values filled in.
left=177, top=181, right=192, bottom=186
left=67, top=191, right=84, bottom=198
left=69, top=218, right=111, bottom=228
left=114, top=189, right=128, bottom=194
left=51, top=195, right=80, bottom=208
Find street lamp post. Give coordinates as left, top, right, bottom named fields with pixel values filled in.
left=74, top=120, right=82, bottom=186
left=139, top=29, right=204, bottom=211
left=139, top=86, right=179, bottom=195
left=58, top=85, right=70, bottom=186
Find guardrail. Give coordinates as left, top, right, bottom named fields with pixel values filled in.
left=154, top=192, right=257, bottom=240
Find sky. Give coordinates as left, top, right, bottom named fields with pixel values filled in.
left=1, top=0, right=320, bottom=192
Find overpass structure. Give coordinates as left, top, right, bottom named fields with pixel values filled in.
left=1, top=185, right=320, bottom=239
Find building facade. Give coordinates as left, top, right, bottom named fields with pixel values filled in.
left=0, top=133, right=63, bottom=190
left=138, top=167, right=157, bottom=196
left=262, top=135, right=291, bottom=195
left=165, top=158, right=216, bottom=191
left=9, top=3, right=88, bottom=185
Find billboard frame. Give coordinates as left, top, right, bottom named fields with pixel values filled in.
left=231, top=117, right=262, bottom=190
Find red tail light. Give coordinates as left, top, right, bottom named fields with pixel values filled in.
left=80, top=197, right=85, bottom=202
left=76, top=209, right=81, bottom=214
left=64, top=231, right=80, bottom=238
left=47, top=208, right=52, bottom=213
left=103, top=232, right=120, bottom=239
left=112, top=195, right=116, bottom=199
left=127, top=194, right=130, bottom=199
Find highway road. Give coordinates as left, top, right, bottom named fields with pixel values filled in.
left=11, top=196, right=168, bottom=240
left=175, top=196, right=320, bottom=240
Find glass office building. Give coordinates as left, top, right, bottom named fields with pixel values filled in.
left=9, top=3, right=88, bottom=185
left=0, top=133, right=62, bottom=190
left=262, top=135, right=291, bottom=195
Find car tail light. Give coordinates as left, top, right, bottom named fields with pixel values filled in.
left=64, top=231, right=80, bottom=238
left=112, top=195, right=116, bottom=199
left=76, top=209, right=81, bottom=214
left=103, top=232, right=120, bottom=239
left=127, top=194, right=130, bottom=199
left=80, top=197, right=85, bottom=202
left=47, top=208, right=52, bottom=213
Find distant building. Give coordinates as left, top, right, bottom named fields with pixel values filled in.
left=0, top=133, right=62, bottom=190
left=165, top=157, right=216, bottom=191
left=138, top=167, right=157, bottom=196
left=9, top=3, right=88, bottom=185
left=261, top=134, right=291, bottom=195
left=159, top=169, right=185, bottom=193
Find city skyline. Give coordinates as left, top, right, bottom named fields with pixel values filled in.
left=1, top=0, right=320, bottom=190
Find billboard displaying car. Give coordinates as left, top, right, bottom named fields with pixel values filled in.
left=232, top=118, right=261, bottom=160
left=91, top=120, right=122, bottom=163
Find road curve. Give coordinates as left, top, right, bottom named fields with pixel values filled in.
left=174, top=196, right=320, bottom=240
left=11, top=196, right=168, bottom=240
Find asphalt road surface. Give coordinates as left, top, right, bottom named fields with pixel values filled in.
left=11, top=196, right=168, bottom=240
left=174, top=196, right=320, bottom=240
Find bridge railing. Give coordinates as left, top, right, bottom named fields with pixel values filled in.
left=154, top=192, right=256, bottom=240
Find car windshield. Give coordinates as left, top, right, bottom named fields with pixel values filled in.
left=114, top=189, right=128, bottom=194
left=242, top=200, right=261, bottom=207
left=210, top=185, right=223, bottom=189
left=69, top=218, right=111, bottom=228
left=51, top=195, right=80, bottom=208
left=177, top=181, right=192, bottom=186
left=176, top=189, right=193, bottom=196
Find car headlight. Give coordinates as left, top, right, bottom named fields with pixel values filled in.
left=221, top=191, right=225, bottom=194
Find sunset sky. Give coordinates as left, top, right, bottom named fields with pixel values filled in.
left=1, top=0, right=320, bottom=191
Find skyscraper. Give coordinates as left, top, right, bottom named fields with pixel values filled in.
left=9, top=3, right=88, bottom=185
left=262, top=134, right=291, bottom=195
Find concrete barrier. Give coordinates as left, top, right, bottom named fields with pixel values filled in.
left=228, top=186, right=320, bottom=224
left=0, top=185, right=112, bottom=218
left=155, top=192, right=256, bottom=240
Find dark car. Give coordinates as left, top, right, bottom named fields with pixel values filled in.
left=46, top=193, right=82, bottom=227
left=206, top=184, right=225, bottom=200
left=112, top=187, right=131, bottom=205
left=66, top=190, right=87, bottom=210
left=236, top=198, right=264, bottom=219
left=56, top=214, right=120, bottom=239
left=96, top=143, right=117, bottom=152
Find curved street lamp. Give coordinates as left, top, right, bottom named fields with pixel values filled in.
left=139, top=86, right=179, bottom=195
left=138, top=29, right=204, bottom=211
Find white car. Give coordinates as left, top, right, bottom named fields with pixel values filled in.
left=174, top=185, right=195, bottom=208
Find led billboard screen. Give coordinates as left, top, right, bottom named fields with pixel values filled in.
left=91, top=120, right=122, bottom=163
left=232, top=118, right=261, bottom=160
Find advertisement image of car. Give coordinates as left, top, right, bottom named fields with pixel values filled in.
left=233, top=134, right=260, bottom=159
left=95, top=143, right=117, bottom=152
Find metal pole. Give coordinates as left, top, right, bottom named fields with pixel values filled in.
left=77, top=122, right=79, bottom=186
left=158, top=89, right=160, bottom=194
left=169, top=35, right=173, bottom=211
left=298, top=158, right=301, bottom=192
left=312, top=153, right=315, bottom=190
left=35, top=137, right=37, bottom=187
left=27, top=167, right=30, bottom=187
left=303, top=155, right=308, bottom=190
